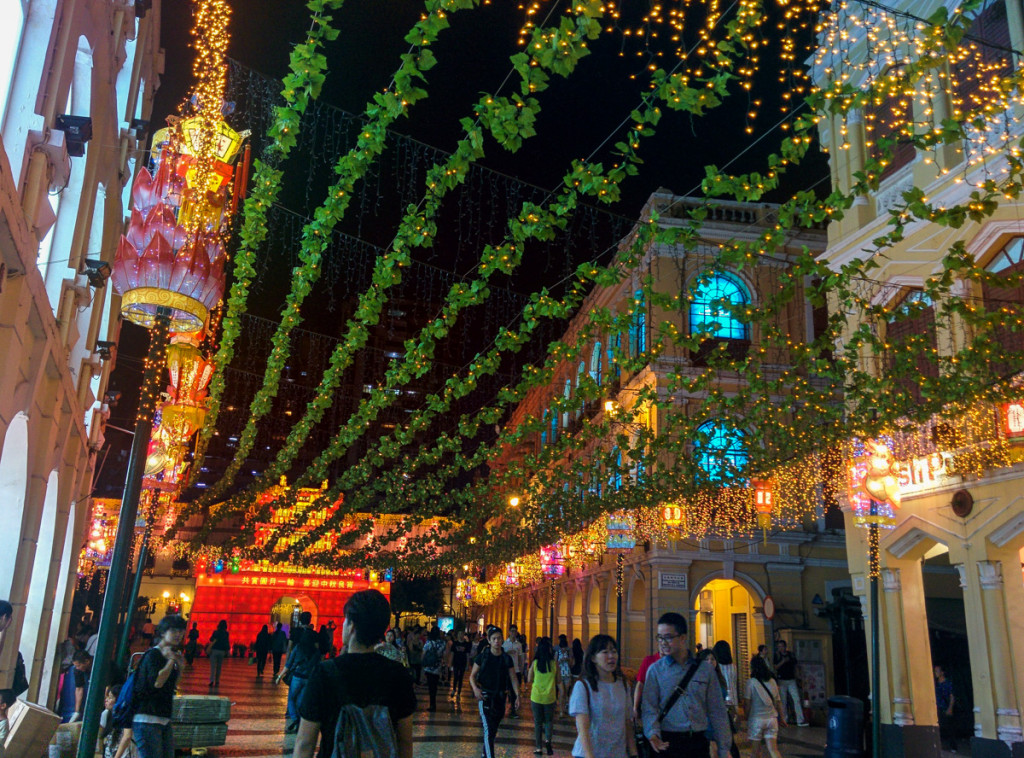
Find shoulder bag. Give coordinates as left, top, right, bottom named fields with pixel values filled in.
left=635, top=661, right=701, bottom=758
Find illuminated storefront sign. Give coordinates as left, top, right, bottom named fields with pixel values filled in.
left=1003, top=401, right=1024, bottom=439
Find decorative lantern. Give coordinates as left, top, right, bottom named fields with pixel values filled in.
left=605, top=511, right=636, bottom=553
left=848, top=439, right=900, bottom=529
left=503, top=563, right=520, bottom=586
left=112, top=117, right=248, bottom=333
left=752, top=479, right=774, bottom=543
left=539, top=545, right=565, bottom=576
left=661, top=504, right=686, bottom=530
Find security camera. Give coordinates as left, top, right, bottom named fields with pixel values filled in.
left=103, top=390, right=122, bottom=407
left=83, top=259, right=111, bottom=288
left=95, top=341, right=116, bottom=360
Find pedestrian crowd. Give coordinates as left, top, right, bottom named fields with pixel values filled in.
left=0, top=592, right=869, bottom=758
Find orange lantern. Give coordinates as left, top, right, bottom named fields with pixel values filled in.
left=752, top=479, right=774, bottom=543
left=662, top=504, right=686, bottom=529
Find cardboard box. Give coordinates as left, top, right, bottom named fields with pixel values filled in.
left=48, top=721, right=85, bottom=758
left=4, top=699, right=61, bottom=757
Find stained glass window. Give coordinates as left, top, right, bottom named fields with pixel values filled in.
left=630, top=291, right=647, bottom=357
left=689, top=273, right=751, bottom=340
left=590, top=342, right=603, bottom=384
left=695, top=419, right=748, bottom=480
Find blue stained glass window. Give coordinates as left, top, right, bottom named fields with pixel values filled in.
left=610, top=448, right=623, bottom=490
left=590, top=342, right=603, bottom=384
left=608, top=334, right=622, bottom=379
left=630, top=291, right=647, bottom=357
left=695, top=419, right=748, bottom=480
left=689, top=273, right=750, bottom=340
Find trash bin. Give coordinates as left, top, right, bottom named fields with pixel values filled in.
left=824, top=695, right=865, bottom=758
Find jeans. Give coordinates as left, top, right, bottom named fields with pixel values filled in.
left=287, top=674, right=308, bottom=723
left=256, top=650, right=268, bottom=676
left=478, top=691, right=506, bottom=758
left=778, top=678, right=806, bottom=724
left=209, top=649, right=226, bottom=685
left=531, top=701, right=554, bottom=748
left=133, top=720, right=174, bottom=758
left=272, top=651, right=283, bottom=676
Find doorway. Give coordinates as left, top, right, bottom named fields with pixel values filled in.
left=271, top=595, right=317, bottom=634
left=692, top=578, right=765, bottom=682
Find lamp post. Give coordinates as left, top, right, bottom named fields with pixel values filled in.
left=605, top=511, right=636, bottom=652
left=77, top=310, right=170, bottom=758
left=849, top=439, right=899, bottom=758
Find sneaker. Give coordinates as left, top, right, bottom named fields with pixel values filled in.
left=533, top=750, right=542, bottom=755
left=545, top=742, right=553, bottom=755
left=797, top=722, right=809, bottom=727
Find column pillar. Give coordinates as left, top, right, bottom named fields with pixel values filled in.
left=845, top=109, right=874, bottom=231
left=977, top=561, right=1023, bottom=745
left=881, top=568, right=914, bottom=726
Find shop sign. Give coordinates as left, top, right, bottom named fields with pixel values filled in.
left=1003, top=401, right=1024, bottom=439
left=897, top=452, right=949, bottom=493
left=658, top=572, right=688, bottom=591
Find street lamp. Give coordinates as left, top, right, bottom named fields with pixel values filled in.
left=508, top=495, right=520, bottom=508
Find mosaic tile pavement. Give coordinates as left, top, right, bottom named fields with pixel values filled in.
left=175, top=656, right=840, bottom=757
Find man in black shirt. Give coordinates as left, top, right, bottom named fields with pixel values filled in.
left=294, top=590, right=416, bottom=758
left=773, top=640, right=807, bottom=726
left=450, top=631, right=473, bottom=701
left=470, top=626, right=518, bottom=758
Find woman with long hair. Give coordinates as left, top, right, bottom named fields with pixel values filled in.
left=745, top=654, right=786, bottom=758
left=571, top=638, right=584, bottom=679
left=527, top=637, right=560, bottom=754
left=276, top=624, right=320, bottom=734
left=556, top=634, right=572, bottom=717
left=206, top=620, right=229, bottom=688
left=569, top=635, right=636, bottom=758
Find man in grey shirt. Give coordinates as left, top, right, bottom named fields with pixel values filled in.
left=642, top=612, right=731, bottom=757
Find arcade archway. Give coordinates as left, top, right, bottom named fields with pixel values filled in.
left=271, top=595, right=318, bottom=633
left=691, top=576, right=767, bottom=681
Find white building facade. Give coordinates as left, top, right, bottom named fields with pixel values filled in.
left=0, top=0, right=162, bottom=708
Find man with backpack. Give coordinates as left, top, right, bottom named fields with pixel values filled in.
left=293, top=589, right=416, bottom=758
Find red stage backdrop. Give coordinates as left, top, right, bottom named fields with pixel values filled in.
left=188, top=568, right=391, bottom=648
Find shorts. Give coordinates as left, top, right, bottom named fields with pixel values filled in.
left=748, top=716, right=778, bottom=741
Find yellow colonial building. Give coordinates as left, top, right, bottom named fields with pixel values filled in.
left=808, top=0, right=1024, bottom=754
left=477, top=190, right=858, bottom=722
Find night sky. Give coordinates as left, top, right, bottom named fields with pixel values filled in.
left=98, top=0, right=829, bottom=500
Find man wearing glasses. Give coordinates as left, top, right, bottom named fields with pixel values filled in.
left=641, top=612, right=731, bottom=757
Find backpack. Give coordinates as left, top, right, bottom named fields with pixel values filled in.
left=328, top=658, right=399, bottom=758
left=112, top=651, right=148, bottom=729
left=421, top=641, right=441, bottom=669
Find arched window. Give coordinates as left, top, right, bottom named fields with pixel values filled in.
left=0, top=2, right=25, bottom=128
left=630, top=291, right=647, bottom=357
left=590, top=342, right=603, bottom=385
left=689, top=272, right=751, bottom=341
left=540, top=410, right=549, bottom=448
left=609, top=448, right=623, bottom=491
left=983, top=237, right=1024, bottom=373
left=694, top=419, right=748, bottom=481
left=607, top=334, right=622, bottom=381
left=884, top=288, right=938, bottom=404
left=561, top=380, right=572, bottom=429
left=550, top=407, right=558, bottom=445
left=575, top=361, right=586, bottom=420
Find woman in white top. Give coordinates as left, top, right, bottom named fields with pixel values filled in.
left=744, top=654, right=786, bottom=758
left=568, top=634, right=637, bottom=758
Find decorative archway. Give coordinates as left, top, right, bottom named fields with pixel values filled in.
left=688, top=570, right=770, bottom=680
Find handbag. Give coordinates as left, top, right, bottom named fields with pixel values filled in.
left=634, top=661, right=700, bottom=758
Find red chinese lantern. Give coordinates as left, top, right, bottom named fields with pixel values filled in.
left=752, top=479, right=774, bottom=543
